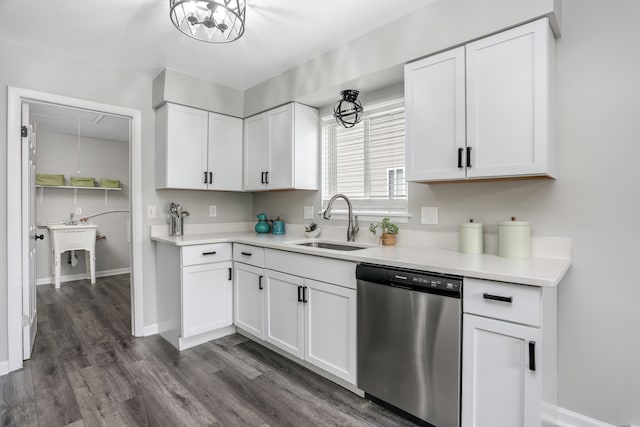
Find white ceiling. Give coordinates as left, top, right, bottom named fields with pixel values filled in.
left=0, top=0, right=434, bottom=90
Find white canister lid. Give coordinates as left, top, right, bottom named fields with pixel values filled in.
left=498, top=216, right=530, bottom=227
left=460, top=219, right=483, bottom=229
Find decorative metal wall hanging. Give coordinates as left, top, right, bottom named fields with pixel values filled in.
left=333, top=90, right=364, bottom=128
left=170, top=0, right=246, bottom=43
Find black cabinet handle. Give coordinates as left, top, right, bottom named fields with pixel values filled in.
left=457, top=148, right=463, bottom=168
left=466, top=147, right=472, bottom=168
left=483, top=293, right=513, bottom=303
left=297, top=286, right=302, bottom=302
left=258, top=275, right=264, bottom=290
left=302, top=286, right=308, bottom=303
left=260, top=172, right=265, bottom=184
left=240, top=251, right=252, bottom=256
left=202, top=251, right=217, bottom=256
left=34, top=234, right=44, bottom=241
left=209, top=171, right=213, bottom=184
left=265, top=171, right=269, bottom=184
left=228, top=267, right=232, bottom=281
left=204, top=171, right=208, bottom=184
left=529, top=341, right=536, bottom=371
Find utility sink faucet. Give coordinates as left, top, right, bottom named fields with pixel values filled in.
left=323, top=193, right=359, bottom=242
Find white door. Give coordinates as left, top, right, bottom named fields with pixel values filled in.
left=466, top=18, right=550, bottom=178
left=181, top=261, right=233, bottom=338
left=266, top=104, right=293, bottom=190
left=166, top=103, right=209, bottom=189
left=208, top=113, right=243, bottom=191
left=233, top=263, right=265, bottom=339
left=22, top=102, right=37, bottom=359
left=405, top=47, right=466, bottom=181
left=462, top=314, right=541, bottom=427
left=304, top=279, right=357, bottom=384
left=264, top=270, right=304, bottom=358
left=243, top=113, right=268, bottom=191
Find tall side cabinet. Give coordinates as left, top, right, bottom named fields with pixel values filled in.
left=405, top=17, right=555, bottom=182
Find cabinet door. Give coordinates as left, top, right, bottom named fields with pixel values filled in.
left=208, top=113, right=243, bottom=191
left=304, top=279, right=356, bottom=384
left=266, top=104, right=294, bottom=190
left=165, top=104, right=209, bottom=189
left=264, top=270, right=304, bottom=358
left=462, top=314, right=541, bottom=427
left=233, top=262, right=265, bottom=339
left=244, top=113, right=268, bottom=191
left=405, top=47, right=466, bottom=181
left=466, top=18, right=550, bottom=178
left=182, top=261, right=233, bottom=338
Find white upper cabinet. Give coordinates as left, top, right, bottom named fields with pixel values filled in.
left=244, top=102, right=319, bottom=191
left=405, top=18, right=555, bottom=182
left=156, top=103, right=243, bottom=191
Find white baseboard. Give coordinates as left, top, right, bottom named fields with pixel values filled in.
left=555, top=407, right=616, bottom=427
left=143, top=324, right=158, bottom=336
left=0, top=360, right=9, bottom=376
left=37, top=267, right=131, bottom=286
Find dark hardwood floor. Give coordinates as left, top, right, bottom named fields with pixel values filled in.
left=0, top=275, right=415, bottom=426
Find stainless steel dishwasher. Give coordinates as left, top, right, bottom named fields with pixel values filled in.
left=357, top=263, right=462, bottom=427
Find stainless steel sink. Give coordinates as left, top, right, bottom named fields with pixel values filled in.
left=296, top=241, right=369, bottom=251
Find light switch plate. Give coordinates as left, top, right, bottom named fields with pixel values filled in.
left=209, top=206, right=217, bottom=217
left=421, top=207, right=438, bottom=225
left=304, top=206, right=314, bottom=220
left=147, top=205, right=156, bottom=219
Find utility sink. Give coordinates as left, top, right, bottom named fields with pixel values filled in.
left=296, top=241, right=370, bottom=251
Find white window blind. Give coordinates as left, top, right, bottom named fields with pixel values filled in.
left=322, top=100, right=407, bottom=214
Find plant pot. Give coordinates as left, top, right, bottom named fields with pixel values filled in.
left=381, top=232, right=397, bottom=246
left=305, top=228, right=321, bottom=238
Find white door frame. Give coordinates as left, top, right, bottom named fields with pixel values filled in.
left=6, top=86, right=145, bottom=372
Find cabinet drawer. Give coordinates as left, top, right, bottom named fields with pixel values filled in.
left=463, top=278, right=541, bottom=327
left=233, top=244, right=265, bottom=267
left=264, top=249, right=356, bottom=289
left=182, top=243, right=232, bottom=266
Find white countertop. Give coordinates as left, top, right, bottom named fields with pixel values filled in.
left=151, top=228, right=571, bottom=287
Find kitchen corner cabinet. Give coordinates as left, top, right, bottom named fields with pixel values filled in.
left=462, top=278, right=557, bottom=427
left=405, top=18, right=555, bottom=182
left=155, top=242, right=235, bottom=351
left=243, top=102, right=319, bottom=191
left=156, top=103, right=243, bottom=191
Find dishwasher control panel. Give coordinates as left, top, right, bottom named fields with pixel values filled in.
left=356, top=263, right=462, bottom=297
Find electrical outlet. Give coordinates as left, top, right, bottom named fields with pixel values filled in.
left=421, top=207, right=438, bottom=225
left=303, top=206, right=314, bottom=220
left=147, top=205, right=156, bottom=219
left=209, top=205, right=217, bottom=217
left=75, top=206, right=82, bottom=215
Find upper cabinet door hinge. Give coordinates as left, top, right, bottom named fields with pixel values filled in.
left=21, top=126, right=28, bottom=138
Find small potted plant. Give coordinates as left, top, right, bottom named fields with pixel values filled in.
left=369, top=217, right=399, bottom=246
left=304, top=221, right=321, bottom=238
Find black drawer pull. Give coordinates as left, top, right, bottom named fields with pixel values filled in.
left=202, top=251, right=217, bottom=256
left=483, top=293, right=513, bottom=303
left=466, top=146, right=472, bottom=168
left=241, top=251, right=252, bottom=256
left=258, top=275, right=264, bottom=290
left=529, top=341, right=536, bottom=371
left=457, top=147, right=463, bottom=168
left=228, top=267, right=232, bottom=281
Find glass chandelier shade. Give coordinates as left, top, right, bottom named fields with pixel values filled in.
left=169, top=0, right=246, bottom=43
left=333, top=90, right=364, bottom=128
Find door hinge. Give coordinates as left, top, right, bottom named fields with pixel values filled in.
left=21, top=126, right=28, bottom=138
left=22, top=314, right=29, bottom=327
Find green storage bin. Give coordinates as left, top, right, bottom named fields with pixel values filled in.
left=36, top=174, right=65, bottom=186
left=100, top=179, right=120, bottom=188
left=70, top=177, right=95, bottom=187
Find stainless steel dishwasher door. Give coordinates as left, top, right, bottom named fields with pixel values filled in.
left=357, top=271, right=461, bottom=427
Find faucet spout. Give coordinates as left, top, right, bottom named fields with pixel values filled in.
left=322, top=193, right=359, bottom=242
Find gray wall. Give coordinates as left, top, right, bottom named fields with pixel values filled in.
left=252, top=0, right=640, bottom=424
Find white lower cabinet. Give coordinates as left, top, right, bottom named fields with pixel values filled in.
left=233, top=262, right=265, bottom=340
left=264, top=270, right=305, bottom=358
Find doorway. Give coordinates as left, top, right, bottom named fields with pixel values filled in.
left=6, top=87, right=144, bottom=373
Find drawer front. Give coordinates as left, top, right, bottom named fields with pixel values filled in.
left=264, top=249, right=356, bottom=289
left=463, top=278, right=541, bottom=327
left=182, top=243, right=232, bottom=266
left=233, top=244, right=265, bottom=268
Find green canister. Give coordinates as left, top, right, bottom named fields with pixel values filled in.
left=498, top=217, right=531, bottom=258
left=459, top=219, right=483, bottom=254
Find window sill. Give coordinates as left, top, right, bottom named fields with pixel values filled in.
left=316, top=210, right=410, bottom=224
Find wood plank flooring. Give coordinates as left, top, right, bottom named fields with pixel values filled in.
left=0, top=275, right=415, bottom=426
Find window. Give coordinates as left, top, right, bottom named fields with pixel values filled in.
left=322, top=100, right=407, bottom=216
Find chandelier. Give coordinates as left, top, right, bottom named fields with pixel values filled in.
left=333, top=90, right=364, bottom=128
left=169, top=0, right=246, bottom=43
